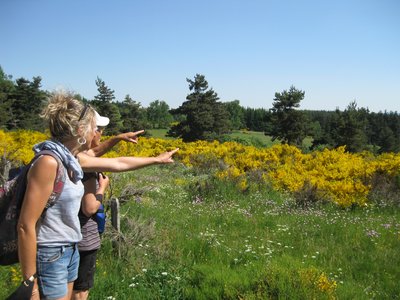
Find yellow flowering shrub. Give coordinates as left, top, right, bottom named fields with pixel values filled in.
left=0, top=130, right=48, bottom=164
left=10, top=266, right=21, bottom=286
left=317, top=272, right=337, bottom=295
left=298, top=267, right=337, bottom=299
left=2, top=130, right=400, bottom=208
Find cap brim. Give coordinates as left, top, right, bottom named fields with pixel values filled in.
left=95, top=111, right=110, bottom=127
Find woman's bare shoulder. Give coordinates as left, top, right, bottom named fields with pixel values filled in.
left=29, top=154, right=58, bottom=180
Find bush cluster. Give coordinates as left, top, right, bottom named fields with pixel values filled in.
left=2, top=130, right=400, bottom=208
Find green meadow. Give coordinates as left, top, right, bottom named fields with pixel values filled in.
left=147, top=129, right=313, bottom=149
left=147, top=129, right=277, bottom=147
left=2, top=162, right=398, bottom=299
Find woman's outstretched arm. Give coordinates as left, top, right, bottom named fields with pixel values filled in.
left=77, top=148, right=179, bottom=173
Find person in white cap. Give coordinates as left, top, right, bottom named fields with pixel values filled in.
left=73, top=110, right=144, bottom=300
left=87, top=111, right=144, bottom=157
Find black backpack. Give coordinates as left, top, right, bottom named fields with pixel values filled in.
left=0, top=150, right=66, bottom=265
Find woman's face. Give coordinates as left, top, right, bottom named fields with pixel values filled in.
left=91, top=127, right=104, bottom=148
left=82, top=118, right=97, bottom=150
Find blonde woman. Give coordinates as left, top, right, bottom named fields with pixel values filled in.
left=17, top=92, right=178, bottom=300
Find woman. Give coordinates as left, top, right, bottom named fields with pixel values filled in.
left=17, top=92, right=178, bottom=300
left=73, top=112, right=144, bottom=300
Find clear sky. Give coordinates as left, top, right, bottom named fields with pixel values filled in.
left=1, top=0, right=399, bottom=112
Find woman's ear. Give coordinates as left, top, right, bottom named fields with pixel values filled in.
left=76, top=125, right=84, bottom=137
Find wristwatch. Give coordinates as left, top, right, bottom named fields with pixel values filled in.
left=95, top=193, right=104, bottom=202
left=24, top=273, right=37, bottom=286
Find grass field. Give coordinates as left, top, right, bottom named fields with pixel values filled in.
left=147, top=129, right=275, bottom=144
left=147, top=129, right=313, bottom=149
left=2, top=162, right=398, bottom=299
left=147, top=128, right=171, bottom=139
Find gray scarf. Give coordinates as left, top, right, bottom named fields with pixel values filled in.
left=33, top=140, right=83, bottom=183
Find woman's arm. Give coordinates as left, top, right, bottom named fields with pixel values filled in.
left=17, top=156, right=57, bottom=282
left=87, top=130, right=145, bottom=157
left=81, top=174, right=109, bottom=217
left=77, top=148, right=179, bottom=173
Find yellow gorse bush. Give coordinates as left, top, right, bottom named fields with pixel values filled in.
left=0, top=130, right=48, bottom=165
left=297, top=267, right=337, bottom=298
left=316, top=272, right=337, bottom=298
left=2, top=130, right=400, bottom=208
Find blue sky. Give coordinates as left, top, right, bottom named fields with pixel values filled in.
left=1, top=0, right=399, bottom=112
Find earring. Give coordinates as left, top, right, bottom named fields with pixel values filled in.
left=77, top=137, right=87, bottom=145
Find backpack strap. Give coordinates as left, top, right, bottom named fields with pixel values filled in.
left=30, top=150, right=67, bottom=209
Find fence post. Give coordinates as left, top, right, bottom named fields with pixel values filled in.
left=0, top=154, right=11, bottom=186
left=111, top=197, right=120, bottom=232
left=110, top=197, right=121, bottom=257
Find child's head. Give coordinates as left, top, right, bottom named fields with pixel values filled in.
left=91, top=111, right=109, bottom=148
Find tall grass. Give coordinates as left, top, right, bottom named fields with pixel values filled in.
left=1, top=163, right=399, bottom=299
left=95, top=166, right=400, bottom=298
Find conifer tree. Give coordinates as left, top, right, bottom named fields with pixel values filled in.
left=0, top=67, right=14, bottom=129
left=93, top=77, right=115, bottom=103
left=118, top=94, right=147, bottom=132
left=91, top=77, right=122, bottom=135
left=268, top=86, right=307, bottom=146
left=336, top=101, right=369, bottom=152
left=168, top=74, right=230, bottom=141
left=10, top=76, right=47, bottom=131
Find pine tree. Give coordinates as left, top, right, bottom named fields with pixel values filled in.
left=0, top=67, right=14, bottom=129
left=93, top=77, right=115, bottom=103
left=10, top=76, right=47, bottom=131
left=91, top=77, right=122, bottom=134
left=268, top=86, right=307, bottom=147
left=168, top=74, right=230, bottom=142
left=118, top=95, right=147, bottom=132
left=336, top=101, right=369, bottom=152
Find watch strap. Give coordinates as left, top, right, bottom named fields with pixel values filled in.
left=95, top=194, right=104, bottom=202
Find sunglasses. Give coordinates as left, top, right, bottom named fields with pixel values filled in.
left=78, top=104, right=90, bottom=122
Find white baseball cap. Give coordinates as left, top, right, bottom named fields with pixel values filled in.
left=94, top=110, right=110, bottom=127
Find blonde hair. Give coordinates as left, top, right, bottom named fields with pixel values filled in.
left=41, top=91, right=95, bottom=142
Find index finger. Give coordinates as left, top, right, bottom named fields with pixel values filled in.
left=133, top=130, right=145, bottom=136
left=169, top=148, right=179, bottom=155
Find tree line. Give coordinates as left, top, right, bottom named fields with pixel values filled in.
left=1, top=66, right=399, bottom=153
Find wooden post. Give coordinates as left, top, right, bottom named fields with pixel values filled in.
left=110, top=197, right=121, bottom=257
left=111, top=197, right=120, bottom=232
left=0, top=154, right=11, bottom=185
